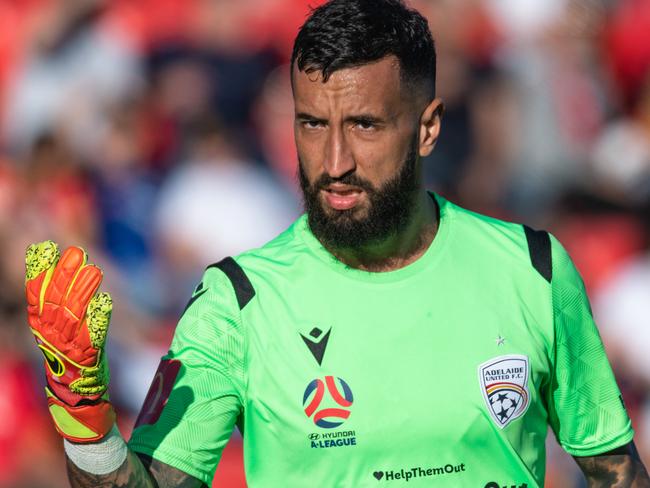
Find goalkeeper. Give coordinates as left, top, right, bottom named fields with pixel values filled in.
left=24, top=0, right=650, bottom=487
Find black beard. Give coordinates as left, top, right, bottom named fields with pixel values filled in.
left=298, top=140, right=419, bottom=250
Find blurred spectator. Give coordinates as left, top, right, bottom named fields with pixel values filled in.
left=2, top=0, right=142, bottom=157
left=483, top=0, right=567, bottom=43
left=92, top=101, right=157, bottom=272
left=603, top=0, right=650, bottom=111
left=591, top=73, right=650, bottom=204
left=154, top=116, right=298, bottom=309
left=455, top=68, right=522, bottom=218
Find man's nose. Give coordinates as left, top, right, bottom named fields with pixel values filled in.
left=323, top=128, right=355, bottom=178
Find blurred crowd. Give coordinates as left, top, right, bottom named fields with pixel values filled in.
left=0, top=0, right=648, bottom=486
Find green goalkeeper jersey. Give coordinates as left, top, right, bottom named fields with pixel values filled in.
left=129, top=193, right=633, bottom=487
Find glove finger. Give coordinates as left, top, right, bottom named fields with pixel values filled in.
left=85, top=292, right=112, bottom=350
left=64, top=264, right=103, bottom=323
left=25, top=241, right=60, bottom=310
left=69, top=355, right=110, bottom=396
left=43, top=246, right=87, bottom=308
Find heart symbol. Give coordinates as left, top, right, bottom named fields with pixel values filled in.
left=373, top=471, right=384, bottom=480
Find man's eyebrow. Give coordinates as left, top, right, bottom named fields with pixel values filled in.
left=345, top=114, right=390, bottom=125
left=345, top=114, right=386, bottom=124
left=295, top=112, right=388, bottom=124
left=295, top=112, right=326, bottom=122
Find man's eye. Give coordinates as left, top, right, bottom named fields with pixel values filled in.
left=303, top=120, right=323, bottom=129
left=355, top=120, right=375, bottom=130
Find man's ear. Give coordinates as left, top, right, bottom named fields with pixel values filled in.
left=419, top=98, right=444, bottom=157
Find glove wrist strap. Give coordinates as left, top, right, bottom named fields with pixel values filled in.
left=46, top=388, right=116, bottom=443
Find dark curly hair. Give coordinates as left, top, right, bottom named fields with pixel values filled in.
left=291, top=0, right=436, bottom=99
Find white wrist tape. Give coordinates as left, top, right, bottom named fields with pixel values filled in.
left=64, top=424, right=128, bottom=475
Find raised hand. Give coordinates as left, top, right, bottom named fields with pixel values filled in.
left=25, top=241, right=115, bottom=443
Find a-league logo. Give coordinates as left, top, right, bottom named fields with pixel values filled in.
left=303, top=376, right=353, bottom=428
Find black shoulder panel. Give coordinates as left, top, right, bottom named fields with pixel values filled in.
left=523, top=225, right=552, bottom=283
left=207, top=257, right=256, bottom=310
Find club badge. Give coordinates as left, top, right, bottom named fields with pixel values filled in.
left=478, top=354, right=530, bottom=428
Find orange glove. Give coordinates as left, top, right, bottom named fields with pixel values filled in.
left=25, top=241, right=115, bottom=443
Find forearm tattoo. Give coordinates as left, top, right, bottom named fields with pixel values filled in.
left=66, top=449, right=207, bottom=488
left=574, top=443, right=650, bottom=487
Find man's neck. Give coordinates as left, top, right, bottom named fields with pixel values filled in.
left=325, top=191, right=439, bottom=272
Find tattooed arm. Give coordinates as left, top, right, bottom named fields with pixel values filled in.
left=574, top=442, right=650, bottom=487
left=66, top=449, right=207, bottom=488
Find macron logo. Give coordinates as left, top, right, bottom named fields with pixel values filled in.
left=300, top=327, right=331, bottom=366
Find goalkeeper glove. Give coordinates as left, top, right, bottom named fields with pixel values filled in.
left=25, top=241, right=115, bottom=443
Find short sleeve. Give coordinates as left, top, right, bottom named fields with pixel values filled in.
left=546, top=235, right=633, bottom=456
left=128, top=266, right=246, bottom=485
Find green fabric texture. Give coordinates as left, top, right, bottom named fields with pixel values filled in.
left=129, top=267, right=244, bottom=484
left=546, top=235, right=632, bottom=455
left=129, top=194, right=632, bottom=487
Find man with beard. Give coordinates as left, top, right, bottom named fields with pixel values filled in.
left=24, top=0, right=650, bottom=487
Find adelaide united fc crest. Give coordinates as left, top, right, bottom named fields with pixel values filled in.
left=479, top=355, right=530, bottom=428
